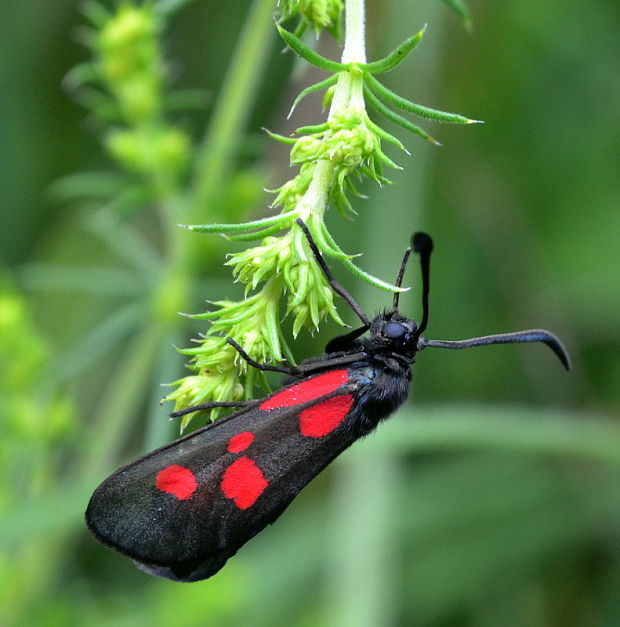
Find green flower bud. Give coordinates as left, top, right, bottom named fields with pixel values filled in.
left=226, top=234, right=293, bottom=289
left=98, top=4, right=160, bottom=83
left=156, top=127, right=190, bottom=173
left=105, top=126, right=189, bottom=176
left=116, top=75, right=160, bottom=123
left=281, top=0, right=343, bottom=37
left=285, top=259, right=343, bottom=335
left=271, top=164, right=314, bottom=210
left=164, top=369, right=244, bottom=431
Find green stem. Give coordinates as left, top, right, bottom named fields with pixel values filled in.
left=296, top=0, right=367, bottom=226
left=190, top=0, right=275, bottom=222
left=84, top=323, right=162, bottom=475
left=341, top=0, right=366, bottom=64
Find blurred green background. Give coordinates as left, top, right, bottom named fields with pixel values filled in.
left=1, top=0, right=619, bottom=625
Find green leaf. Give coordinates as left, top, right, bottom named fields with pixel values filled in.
left=361, top=26, right=426, bottom=74
left=276, top=24, right=349, bottom=73
left=49, top=171, right=128, bottom=202
left=227, top=223, right=288, bottom=241
left=288, top=74, right=339, bottom=118
left=263, top=302, right=282, bottom=360
left=364, top=85, right=440, bottom=145
left=182, top=209, right=298, bottom=233
left=352, top=406, right=620, bottom=468
left=314, top=222, right=354, bottom=260
left=263, top=128, right=298, bottom=144
left=48, top=303, right=144, bottom=385
left=63, top=62, right=99, bottom=89
left=439, top=0, right=472, bottom=29
left=155, top=0, right=196, bottom=18
left=342, top=257, right=409, bottom=293
left=294, top=122, right=330, bottom=135
left=87, top=212, right=162, bottom=279
left=365, top=116, right=406, bottom=150
left=80, top=0, right=110, bottom=26
left=189, top=301, right=252, bottom=321
left=17, top=263, right=143, bottom=297
left=365, top=72, right=482, bottom=125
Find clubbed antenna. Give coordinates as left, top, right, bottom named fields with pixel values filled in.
left=419, top=330, right=571, bottom=370
left=410, top=232, right=433, bottom=343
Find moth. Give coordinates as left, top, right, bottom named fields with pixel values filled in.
left=86, top=221, right=570, bottom=581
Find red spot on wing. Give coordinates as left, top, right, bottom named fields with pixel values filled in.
left=227, top=431, right=254, bottom=453
left=221, top=456, right=268, bottom=510
left=299, top=394, right=354, bottom=438
left=155, top=465, right=197, bottom=500
left=259, top=369, right=349, bottom=411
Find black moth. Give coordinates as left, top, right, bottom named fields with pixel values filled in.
left=86, top=220, right=570, bottom=582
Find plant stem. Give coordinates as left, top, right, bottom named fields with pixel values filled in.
left=84, top=323, right=162, bottom=475
left=341, top=0, right=366, bottom=64
left=297, top=160, right=333, bottom=221
left=190, top=0, right=275, bottom=222
left=297, top=0, right=367, bottom=224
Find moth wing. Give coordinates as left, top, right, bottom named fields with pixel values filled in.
left=86, top=371, right=363, bottom=581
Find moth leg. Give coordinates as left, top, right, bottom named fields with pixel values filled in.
left=295, top=219, right=371, bottom=327
left=169, top=401, right=252, bottom=419
left=226, top=337, right=301, bottom=375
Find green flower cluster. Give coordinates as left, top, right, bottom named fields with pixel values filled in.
left=0, top=287, right=75, bottom=444
left=166, top=22, right=480, bottom=427
left=279, top=0, right=344, bottom=38
left=77, top=2, right=189, bottom=184
left=165, top=338, right=244, bottom=432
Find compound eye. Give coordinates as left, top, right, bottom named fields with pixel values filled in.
left=383, top=321, right=407, bottom=340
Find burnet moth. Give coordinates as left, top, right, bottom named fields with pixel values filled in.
left=86, top=220, right=570, bottom=582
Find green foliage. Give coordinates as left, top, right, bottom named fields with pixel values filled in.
left=1, top=0, right=619, bottom=624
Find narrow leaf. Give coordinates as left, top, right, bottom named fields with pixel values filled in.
left=276, top=24, right=349, bottom=73
left=365, top=73, right=482, bottom=125
left=18, top=263, right=142, bottom=297
left=440, top=0, right=472, bottom=29
left=263, top=128, right=297, bottom=144
left=48, top=303, right=144, bottom=385
left=342, top=258, right=409, bottom=293
left=87, top=212, right=162, bottom=279
left=288, top=74, right=339, bottom=118
left=295, top=122, right=329, bottom=135
left=263, top=303, right=282, bottom=360
left=365, top=117, right=406, bottom=150
left=227, top=223, right=288, bottom=241
left=182, top=210, right=298, bottom=233
left=49, top=171, right=127, bottom=202
left=155, top=0, right=196, bottom=18
left=81, top=0, right=110, bottom=26
left=364, top=85, right=441, bottom=145
left=362, top=26, right=426, bottom=74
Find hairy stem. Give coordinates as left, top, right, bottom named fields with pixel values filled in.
left=341, top=0, right=366, bottom=64
left=299, top=0, right=367, bottom=223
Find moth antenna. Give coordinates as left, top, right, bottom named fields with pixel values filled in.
left=295, top=219, right=371, bottom=327
left=391, top=246, right=412, bottom=312
left=420, top=329, right=571, bottom=371
left=410, top=232, right=433, bottom=343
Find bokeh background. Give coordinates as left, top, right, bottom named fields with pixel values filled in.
left=2, top=0, right=619, bottom=625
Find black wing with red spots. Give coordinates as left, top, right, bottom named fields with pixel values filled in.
left=86, top=368, right=374, bottom=581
